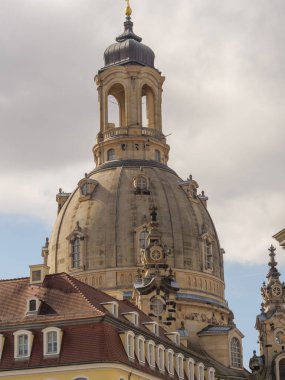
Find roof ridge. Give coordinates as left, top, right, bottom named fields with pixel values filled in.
left=63, top=273, right=105, bottom=316
left=0, top=276, right=29, bottom=283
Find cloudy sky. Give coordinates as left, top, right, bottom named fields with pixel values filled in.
left=0, top=0, right=284, bottom=368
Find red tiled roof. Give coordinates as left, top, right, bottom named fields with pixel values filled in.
left=0, top=273, right=248, bottom=379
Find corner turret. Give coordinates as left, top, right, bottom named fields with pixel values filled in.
left=249, top=245, right=285, bottom=380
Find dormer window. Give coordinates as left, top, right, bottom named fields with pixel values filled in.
left=166, top=349, right=174, bottom=375
left=29, top=299, right=37, bottom=312
left=196, top=363, right=205, bottom=380
left=100, top=301, right=119, bottom=317
left=176, top=354, right=184, bottom=379
left=165, top=331, right=180, bottom=346
left=143, top=321, right=159, bottom=336
left=42, top=327, right=63, bottom=356
left=136, top=335, right=145, bottom=364
left=0, top=334, right=5, bottom=360
left=122, top=312, right=139, bottom=326
left=29, top=264, right=49, bottom=285
left=26, top=298, right=41, bottom=315
left=126, top=331, right=135, bottom=360
left=146, top=340, right=155, bottom=368
left=187, top=358, right=195, bottom=380
left=13, top=330, right=33, bottom=359
left=157, top=345, right=165, bottom=372
left=208, top=367, right=215, bottom=380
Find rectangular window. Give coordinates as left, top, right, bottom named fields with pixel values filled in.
left=204, top=241, right=213, bottom=269
left=138, top=339, right=144, bottom=362
left=18, top=335, right=28, bottom=357
left=47, top=331, right=57, bottom=354
left=31, top=270, right=41, bottom=282
left=72, top=238, right=80, bottom=268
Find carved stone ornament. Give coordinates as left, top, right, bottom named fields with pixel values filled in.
left=78, top=174, right=98, bottom=200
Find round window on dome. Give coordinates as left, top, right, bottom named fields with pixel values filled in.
left=151, top=297, right=164, bottom=316
left=133, top=176, right=149, bottom=195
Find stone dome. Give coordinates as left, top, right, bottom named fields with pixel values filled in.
left=103, top=16, right=155, bottom=69
left=48, top=159, right=225, bottom=303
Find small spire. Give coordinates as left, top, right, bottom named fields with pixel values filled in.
left=266, top=245, right=280, bottom=280
left=268, top=245, right=277, bottom=268
left=125, top=0, right=132, bottom=17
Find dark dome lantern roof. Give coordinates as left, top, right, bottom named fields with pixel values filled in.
left=103, top=16, right=155, bottom=69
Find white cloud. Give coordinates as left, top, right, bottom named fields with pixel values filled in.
left=0, top=0, right=284, bottom=266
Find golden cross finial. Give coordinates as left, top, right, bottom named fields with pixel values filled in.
left=125, top=0, right=132, bottom=17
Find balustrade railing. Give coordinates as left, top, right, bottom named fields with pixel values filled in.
left=103, top=126, right=162, bottom=140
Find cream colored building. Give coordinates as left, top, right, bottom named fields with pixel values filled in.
left=43, top=4, right=248, bottom=379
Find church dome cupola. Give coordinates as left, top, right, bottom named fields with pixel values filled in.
left=103, top=2, right=155, bottom=70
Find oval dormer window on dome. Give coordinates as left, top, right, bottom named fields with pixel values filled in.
left=133, top=175, right=150, bottom=195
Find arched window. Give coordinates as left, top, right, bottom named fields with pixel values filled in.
left=197, top=363, right=204, bottom=380
left=71, top=237, right=81, bottom=268
left=107, top=148, right=115, bottom=161
left=157, top=345, right=165, bottom=372
left=231, top=337, right=242, bottom=368
left=136, top=336, right=145, bottom=363
left=126, top=331, right=135, bottom=359
left=166, top=349, right=174, bottom=375
left=146, top=341, right=155, bottom=367
left=208, top=368, right=215, bottom=380
left=139, top=230, right=148, bottom=249
left=141, top=84, right=155, bottom=128
left=107, top=83, right=126, bottom=129
left=176, top=354, right=184, bottom=379
left=42, top=327, right=63, bottom=356
left=278, top=358, right=285, bottom=380
left=13, top=330, right=33, bottom=359
left=187, top=358, right=195, bottom=380
left=155, top=149, right=161, bottom=162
